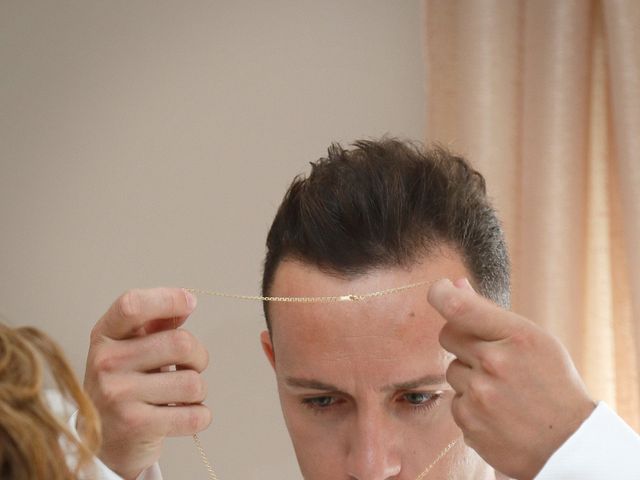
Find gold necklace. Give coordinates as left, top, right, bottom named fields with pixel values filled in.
left=192, top=432, right=459, bottom=480
left=187, top=280, right=462, bottom=479
left=185, top=279, right=432, bottom=303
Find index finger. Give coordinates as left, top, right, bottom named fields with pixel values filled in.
left=93, top=288, right=197, bottom=341
left=428, top=278, right=517, bottom=341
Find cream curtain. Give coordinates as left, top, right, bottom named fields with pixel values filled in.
left=424, top=0, right=640, bottom=429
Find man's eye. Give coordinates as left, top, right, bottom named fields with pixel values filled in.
left=402, top=391, right=438, bottom=406
left=303, top=396, right=336, bottom=408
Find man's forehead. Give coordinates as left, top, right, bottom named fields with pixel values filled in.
left=270, top=297, right=442, bottom=352
left=267, top=256, right=461, bottom=385
left=272, top=304, right=452, bottom=392
left=268, top=248, right=469, bottom=336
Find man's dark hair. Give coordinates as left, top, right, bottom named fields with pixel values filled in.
left=262, top=138, right=510, bottom=329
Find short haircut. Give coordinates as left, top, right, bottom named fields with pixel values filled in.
left=262, top=138, right=510, bottom=329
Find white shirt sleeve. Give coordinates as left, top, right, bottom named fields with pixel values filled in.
left=67, top=410, right=164, bottom=480
left=535, top=402, right=640, bottom=479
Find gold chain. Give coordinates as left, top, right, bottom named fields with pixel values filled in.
left=414, top=437, right=461, bottom=480
left=185, top=280, right=433, bottom=303
left=188, top=279, right=461, bottom=478
left=192, top=432, right=459, bottom=480
left=193, top=433, right=219, bottom=480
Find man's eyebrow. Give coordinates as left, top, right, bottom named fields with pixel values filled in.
left=284, top=374, right=447, bottom=392
left=382, top=374, right=447, bottom=392
left=284, top=377, right=341, bottom=391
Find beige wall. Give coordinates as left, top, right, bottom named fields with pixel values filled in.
left=0, top=1, right=426, bottom=478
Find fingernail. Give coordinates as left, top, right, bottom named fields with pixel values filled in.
left=437, top=278, right=454, bottom=288
left=454, top=278, right=475, bottom=292
left=184, top=290, right=197, bottom=310
left=463, top=278, right=476, bottom=292
left=428, top=278, right=452, bottom=305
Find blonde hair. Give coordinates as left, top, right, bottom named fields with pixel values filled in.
left=0, top=322, right=101, bottom=479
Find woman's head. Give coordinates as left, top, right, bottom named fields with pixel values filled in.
left=0, top=322, right=101, bottom=480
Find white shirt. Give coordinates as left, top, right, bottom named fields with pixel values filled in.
left=535, top=402, right=640, bottom=479
left=70, top=402, right=639, bottom=479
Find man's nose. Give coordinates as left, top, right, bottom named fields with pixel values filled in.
left=346, top=410, right=401, bottom=480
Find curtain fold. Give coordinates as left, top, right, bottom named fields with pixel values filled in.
left=424, top=0, right=640, bottom=429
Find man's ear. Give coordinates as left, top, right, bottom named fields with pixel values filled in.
left=260, top=330, right=276, bottom=370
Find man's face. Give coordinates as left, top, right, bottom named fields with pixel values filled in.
left=260, top=248, right=493, bottom=479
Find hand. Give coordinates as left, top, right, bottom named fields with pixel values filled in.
left=83, top=288, right=211, bottom=479
left=428, top=278, right=596, bottom=480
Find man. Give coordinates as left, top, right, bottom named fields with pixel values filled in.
left=83, top=140, right=640, bottom=479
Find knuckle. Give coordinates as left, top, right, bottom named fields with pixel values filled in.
left=442, top=292, right=468, bottom=319
left=467, top=377, right=494, bottom=406
left=119, top=405, right=151, bottom=434
left=182, top=371, right=205, bottom=401
left=452, top=397, right=483, bottom=437
left=160, top=288, right=178, bottom=317
left=173, top=408, right=200, bottom=434
left=117, top=290, right=142, bottom=320
left=509, top=327, right=534, bottom=349
left=97, top=374, right=127, bottom=406
left=171, top=329, right=195, bottom=358
left=93, top=350, right=119, bottom=374
left=188, top=410, right=203, bottom=431
left=478, top=349, right=507, bottom=377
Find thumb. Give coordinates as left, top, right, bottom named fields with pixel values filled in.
left=428, top=278, right=515, bottom=341
left=452, top=277, right=475, bottom=292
